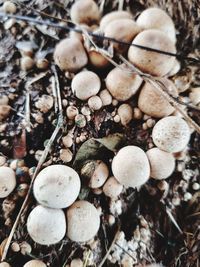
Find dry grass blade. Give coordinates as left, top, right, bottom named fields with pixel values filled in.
left=166, top=207, right=183, bottom=234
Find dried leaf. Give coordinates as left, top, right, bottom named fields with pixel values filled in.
left=96, top=133, right=125, bottom=152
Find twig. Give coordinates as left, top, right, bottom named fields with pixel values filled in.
left=24, top=90, right=31, bottom=132
left=165, top=207, right=183, bottom=234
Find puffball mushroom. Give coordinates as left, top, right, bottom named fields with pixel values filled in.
left=138, top=78, right=178, bottom=118
left=70, top=0, right=100, bottom=25
left=146, top=148, right=175, bottom=180
left=117, top=104, right=133, bottom=126
left=103, top=176, right=123, bottom=199
left=27, top=205, right=66, bottom=245
left=152, top=116, right=190, bottom=153
left=0, top=166, right=16, bottom=198
left=88, top=49, right=110, bottom=68
left=67, top=200, right=100, bottom=242
left=23, top=260, right=47, bottom=267
left=100, top=10, right=133, bottom=31
left=72, top=71, right=101, bottom=100
left=33, top=165, right=80, bottom=209
left=106, top=64, right=143, bottom=101
left=128, top=29, right=176, bottom=76
left=0, top=263, right=11, bottom=267
left=136, top=7, right=176, bottom=43
left=104, top=19, right=141, bottom=52
left=112, top=146, right=150, bottom=188
left=53, top=38, right=88, bottom=72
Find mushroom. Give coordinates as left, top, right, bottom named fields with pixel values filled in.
left=128, top=29, right=176, bottom=76
left=70, top=0, right=100, bottom=25
left=103, top=176, right=123, bottom=199
left=23, top=260, right=47, bottom=267
left=167, top=59, right=180, bottom=76
left=0, top=105, right=11, bottom=121
left=0, top=166, right=16, bottom=198
left=117, top=104, right=133, bottom=126
left=88, top=96, right=102, bottom=111
left=70, top=259, right=83, bottom=267
left=136, top=7, right=176, bottom=43
left=33, top=165, right=81, bottom=209
left=138, top=78, right=178, bottom=118
left=105, top=64, right=143, bottom=101
left=20, top=56, right=35, bottom=71
left=3, top=1, right=17, bottom=14
left=112, top=146, right=150, bottom=188
left=146, top=148, right=175, bottom=180
left=152, top=116, right=191, bottom=153
left=0, top=263, right=11, bottom=267
left=88, top=49, right=110, bottom=69
left=189, top=87, right=200, bottom=106
left=99, top=89, right=112, bottom=106
left=54, top=38, right=88, bottom=72
left=67, top=200, right=100, bottom=242
left=104, top=19, right=141, bottom=52
left=27, top=205, right=66, bottom=245
left=81, top=160, right=109, bottom=188
left=72, top=71, right=101, bottom=100
left=100, top=10, right=133, bottom=31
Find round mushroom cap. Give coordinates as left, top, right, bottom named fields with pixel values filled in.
left=106, top=64, right=143, bottom=101
left=70, top=0, right=100, bottom=25
left=67, top=200, right=100, bottom=242
left=53, top=38, right=88, bottom=72
left=0, top=167, right=16, bottom=198
left=136, top=7, right=176, bottom=43
left=138, top=79, right=178, bottom=118
left=128, top=29, right=176, bottom=76
left=27, top=205, right=66, bottom=245
left=0, top=263, right=11, bottom=267
left=33, top=165, right=80, bottom=209
left=23, top=260, right=47, bottom=267
left=103, top=176, right=123, bottom=199
left=146, top=148, right=175, bottom=179
left=112, top=146, right=150, bottom=188
left=152, top=116, right=190, bottom=153
left=72, top=71, right=101, bottom=100
left=104, top=19, right=141, bottom=52
left=117, top=103, right=133, bottom=126
left=88, top=49, right=109, bottom=68
left=100, top=10, right=133, bottom=31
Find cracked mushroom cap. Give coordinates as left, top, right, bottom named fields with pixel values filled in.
left=54, top=37, right=88, bottom=72
left=136, top=7, right=176, bottom=43
left=152, top=116, right=191, bottom=153
left=128, top=29, right=176, bottom=76
left=146, top=147, right=175, bottom=180
left=33, top=165, right=81, bottom=209
left=0, top=167, right=16, bottom=198
left=23, top=260, right=47, bottom=267
left=112, top=146, right=150, bottom=188
left=27, top=205, right=66, bottom=245
left=67, top=200, right=100, bottom=242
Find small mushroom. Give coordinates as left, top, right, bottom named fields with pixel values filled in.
left=105, top=64, right=143, bottom=101
left=0, top=167, right=16, bottom=198
left=152, top=116, right=190, bottom=153
left=128, top=29, right=176, bottom=76
left=67, top=200, right=100, bottom=242
left=88, top=49, right=109, bottom=69
left=0, top=105, right=11, bottom=121
left=70, top=0, right=100, bottom=25
left=136, top=7, right=176, bottom=43
left=0, top=263, right=11, bottom=267
left=54, top=38, right=88, bottom=72
left=117, top=104, right=133, bottom=126
left=33, top=165, right=81, bottom=208
left=146, top=148, right=175, bottom=180
left=103, top=176, right=123, bottom=199
left=112, top=146, right=150, bottom=188
left=70, top=259, right=83, bottom=267
left=72, top=71, right=101, bottom=100
left=100, top=10, right=133, bottom=31
left=88, top=96, right=102, bottom=111
left=3, top=1, right=17, bottom=14
left=189, top=87, right=200, bottom=106
left=104, top=19, right=141, bottom=52
left=138, top=79, right=178, bottom=118
left=99, top=89, right=112, bottom=106
left=27, top=205, right=66, bottom=245
left=20, top=56, right=35, bottom=71
left=23, top=260, right=46, bottom=267
left=81, top=160, right=109, bottom=188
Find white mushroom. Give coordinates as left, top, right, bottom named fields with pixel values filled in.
left=152, top=116, right=190, bottom=153
left=146, top=148, right=175, bottom=180
left=112, top=146, right=150, bottom=188
left=23, top=260, right=46, bottom=267
left=0, top=263, right=11, bottom=267
left=72, top=71, right=101, bottom=100
left=99, top=89, right=112, bottom=106
left=33, top=165, right=81, bottom=209
left=189, top=87, right=200, bottom=106
left=117, top=104, right=133, bottom=126
left=88, top=96, right=102, bottom=111
left=27, top=205, right=66, bottom=245
left=67, top=200, right=100, bottom=242
left=103, top=176, right=123, bottom=199
left=0, top=166, right=16, bottom=198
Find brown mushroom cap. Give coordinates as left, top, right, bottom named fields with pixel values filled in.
left=128, top=29, right=176, bottom=76
left=67, top=200, right=100, bottom=242
left=53, top=38, right=88, bottom=72
left=136, top=7, right=176, bottom=43
left=0, top=166, right=16, bottom=198
left=105, top=64, right=143, bottom=101
left=104, top=19, right=141, bottom=52
left=146, top=147, right=175, bottom=179
left=23, top=260, right=47, bottom=267
left=70, top=0, right=100, bottom=25
left=138, top=78, right=178, bottom=118
left=88, top=49, right=110, bottom=68
left=117, top=104, right=133, bottom=126
left=112, top=146, right=150, bottom=188
left=152, top=116, right=191, bottom=153
left=103, top=176, right=123, bottom=199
